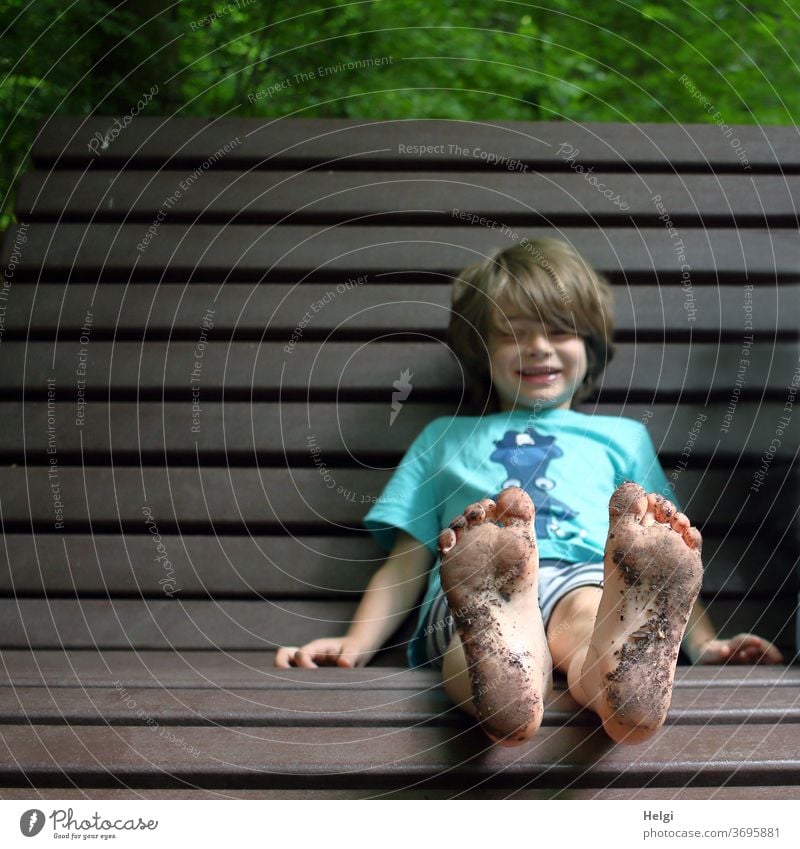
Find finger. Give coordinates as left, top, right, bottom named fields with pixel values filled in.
left=734, top=633, right=767, bottom=649
left=747, top=636, right=784, bottom=662
left=756, top=644, right=784, bottom=664
left=337, top=644, right=359, bottom=667
left=768, top=645, right=785, bottom=662
left=710, top=643, right=730, bottom=662
left=732, top=635, right=780, bottom=664
left=733, top=642, right=757, bottom=659
left=731, top=642, right=773, bottom=664
left=274, top=647, right=296, bottom=668
left=695, top=641, right=720, bottom=663
left=728, top=634, right=766, bottom=658
left=293, top=649, right=318, bottom=668
left=312, top=644, right=339, bottom=665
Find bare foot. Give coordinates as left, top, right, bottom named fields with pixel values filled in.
left=577, top=482, right=703, bottom=744
left=438, top=486, right=552, bottom=747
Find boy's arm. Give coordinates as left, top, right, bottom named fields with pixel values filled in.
left=344, top=530, right=435, bottom=663
left=681, top=598, right=717, bottom=663
left=682, top=597, right=784, bottom=665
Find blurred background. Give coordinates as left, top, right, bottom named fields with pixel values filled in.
left=2, top=0, right=799, bottom=229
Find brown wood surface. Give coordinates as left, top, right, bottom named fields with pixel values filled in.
left=3, top=224, right=798, bottom=281
left=1, top=722, right=798, bottom=789
left=0, top=532, right=386, bottom=596
left=3, top=786, right=800, bottom=799
left=0, top=466, right=790, bottom=529
left=0, top=596, right=794, bottom=652
left=2, top=683, right=798, bottom=727
left=3, top=283, right=796, bottom=337
left=1, top=650, right=796, bottom=688
left=30, top=118, right=800, bottom=170
left=17, top=170, right=800, bottom=221
left=0, top=401, right=795, bottom=460
left=0, top=598, right=413, bottom=651
left=3, top=116, right=798, bottom=797
left=1, top=340, right=796, bottom=397
left=1, top=531, right=795, bottom=598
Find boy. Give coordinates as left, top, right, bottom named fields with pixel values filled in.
left=275, top=238, right=783, bottom=747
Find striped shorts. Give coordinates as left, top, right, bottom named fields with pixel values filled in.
left=418, top=559, right=604, bottom=668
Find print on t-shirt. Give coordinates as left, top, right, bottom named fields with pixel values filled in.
left=491, top=428, right=585, bottom=542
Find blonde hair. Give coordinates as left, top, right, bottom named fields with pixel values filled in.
left=447, top=237, right=615, bottom=411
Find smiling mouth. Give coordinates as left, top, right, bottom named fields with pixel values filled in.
left=516, top=368, right=562, bottom=387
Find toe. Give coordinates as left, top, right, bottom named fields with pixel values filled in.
left=651, top=493, right=678, bottom=524
left=438, top=527, right=457, bottom=555
left=640, top=510, right=656, bottom=527
left=644, top=494, right=700, bottom=549
left=438, top=497, right=501, bottom=555
left=670, top=512, right=691, bottom=535
left=441, top=513, right=469, bottom=551
left=463, top=501, right=487, bottom=526
left=478, top=497, right=498, bottom=521
left=494, top=486, right=535, bottom=526
left=609, top=482, right=648, bottom=522
left=682, top=526, right=702, bottom=551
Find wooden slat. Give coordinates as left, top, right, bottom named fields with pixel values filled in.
left=0, top=597, right=793, bottom=651
left=0, top=598, right=414, bottom=651
left=0, top=651, right=443, bottom=689
left=0, top=401, right=796, bottom=461
left=1, top=650, right=795, bottom=688
left=1, top=530, right=795, bottom=598
left=30, top=118, right=800, bottom=170
left=1, top=341, right=796, bottom=396
left=2, top=283, right=797, bottom=336
left=1, top=722, right=799, bottom=788
left=2, top=683, right=798, bottom=727
left=0, top=466, right=791, bottom=529
left=2, top=785, right=800, bottom=799
left=17, top=171, right=800, bottom=221
left=0, top=533, right=385, bottom=596
left=3, top=224, right=798, bottom=280
left=0, top=686, right=464, bottom=727
left=3, top=786, right=800, bottom=799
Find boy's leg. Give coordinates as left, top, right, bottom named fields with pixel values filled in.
left=437, top=487, right=553, bottom=747
left=547, top=482, right=702, bottom=744
left=441, top=629, right=554, bottom=723
left=546, top=585, right=603, bottom=704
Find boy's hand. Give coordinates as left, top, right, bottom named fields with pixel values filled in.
left=273, top=637, right=372, bottom=669
left=692, top=633, right=784, bottom=665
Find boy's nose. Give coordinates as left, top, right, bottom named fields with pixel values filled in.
left=521, top=329, right=553, bottom=353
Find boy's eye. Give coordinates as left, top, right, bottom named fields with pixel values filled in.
left=497, top=324, right=575, bottom=339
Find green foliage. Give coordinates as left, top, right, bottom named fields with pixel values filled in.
left=2, top=0, right=798, bottom=228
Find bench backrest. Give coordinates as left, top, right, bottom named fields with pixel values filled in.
left=1, top=118, right=798, bottom=664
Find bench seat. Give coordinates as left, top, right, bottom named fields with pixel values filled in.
left=0, top=116, right=797, bottom=799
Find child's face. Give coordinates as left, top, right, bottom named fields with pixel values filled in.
left=487, top=306, right=588, bottom=412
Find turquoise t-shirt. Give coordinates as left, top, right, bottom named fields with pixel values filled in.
left=362, top=407, right=678, bottom=668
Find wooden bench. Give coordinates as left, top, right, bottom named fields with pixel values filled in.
left=0, top=117, right=798, bottom=799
